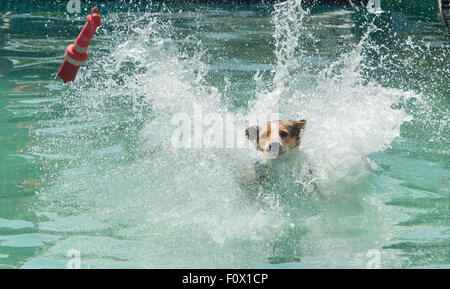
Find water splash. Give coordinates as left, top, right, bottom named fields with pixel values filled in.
left=249, top=0, right=415, bottom=196
left=35, top=11, right=290, bottom=256
left=28, top=1, right=447, bottom=268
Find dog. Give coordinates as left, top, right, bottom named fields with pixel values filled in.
left=243, top=119, right=319, bottom=196
left=245, top=120, right=307, bottom=159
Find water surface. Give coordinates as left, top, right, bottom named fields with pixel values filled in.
left=0, top=0, right=448, bottom=268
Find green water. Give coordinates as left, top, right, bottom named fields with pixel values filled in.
left=0, top=0, right=448, bottom=268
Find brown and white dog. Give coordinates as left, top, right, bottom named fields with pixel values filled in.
left=243, top=119, right=319, bottom=195
left=245, top=120, right=307, bottom=159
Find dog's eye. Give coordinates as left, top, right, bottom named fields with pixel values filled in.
left=279, top=131, right=288, bottom=138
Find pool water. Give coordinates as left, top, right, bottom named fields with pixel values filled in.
left=0, top=0, right=448, bottom=268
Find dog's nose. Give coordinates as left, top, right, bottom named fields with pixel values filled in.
left=267, top=141, right=282, bottom=154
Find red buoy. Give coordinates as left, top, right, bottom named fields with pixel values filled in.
left=57, top=7, right=102, bottom=83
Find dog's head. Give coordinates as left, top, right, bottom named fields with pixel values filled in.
left=245, top=120, right=307, bottom=159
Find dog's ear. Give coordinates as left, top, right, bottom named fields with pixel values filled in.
left=245, top=126, right=259, bottom=143
left=288, top=120, right=307, bottom=138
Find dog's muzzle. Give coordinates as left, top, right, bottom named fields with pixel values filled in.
left=266, top=141, right=284, bottom=158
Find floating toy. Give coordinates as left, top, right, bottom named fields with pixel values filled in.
left=57, top=7, right=102, bottom=83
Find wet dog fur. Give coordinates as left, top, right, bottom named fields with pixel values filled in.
left=244, top=119, right=319, bottom=195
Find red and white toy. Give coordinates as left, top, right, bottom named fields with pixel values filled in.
left=57, top=7, right=102, bottom=83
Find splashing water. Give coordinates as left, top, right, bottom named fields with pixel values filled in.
left=23, top=1, right=447, bottom=268
left=34, top=11, right=292, bottom=268
left=250, top=0, right=414, bottom=195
